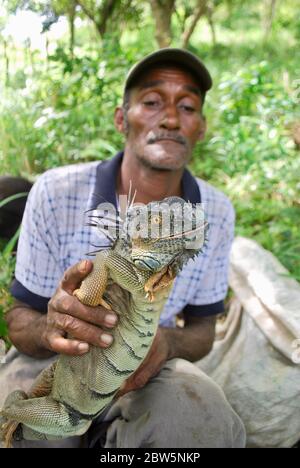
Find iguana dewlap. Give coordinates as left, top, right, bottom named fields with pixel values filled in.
left=0, top=196, right=206, bottom=446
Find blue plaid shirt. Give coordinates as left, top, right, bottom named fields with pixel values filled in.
left=11, top=152, right=235, bottom=327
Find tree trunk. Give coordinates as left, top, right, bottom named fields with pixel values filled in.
left=29, top=50, right=35, bottom=75
left=28, top=40, right=36, bottom=75
left=149, top=0, right=176, bottom=48
left=98, top=0, right=119, bottom=36
left=263, top=0, right=277, bottom=40
left=68, top=1, right=76, bottom=58
left=24, top=38, right=35, bottom=75
left=45, top=33, right=49, bottom=71
left=3, top=39, right=9, bottom=86
left=181, top=0, right=207, bottom=48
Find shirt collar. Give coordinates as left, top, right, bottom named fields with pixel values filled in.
left=89, top=151, right=201, bottom=210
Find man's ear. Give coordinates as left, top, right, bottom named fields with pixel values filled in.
left=198, top=115, right=207, bottom=141
left=114, top=107, right=126, bottom=134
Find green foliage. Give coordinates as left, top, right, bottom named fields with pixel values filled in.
left=191, top=60, right=300, bottom=280
left=0, top=249, right=15, bottom=339
left=0, top=39, right=131, bottom=173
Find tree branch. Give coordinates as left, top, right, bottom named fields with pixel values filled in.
left=76, top=0, right=96, bottom=25
left=181, top=0, right=207, bottom=48
left=76, top=0, right=119, bottom=38
left=98, top=0, right=119, bottom=36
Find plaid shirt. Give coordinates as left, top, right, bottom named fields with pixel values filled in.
left=11, top=152, right=235, bottom=327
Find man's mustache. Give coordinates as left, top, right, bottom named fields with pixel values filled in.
left=147, top=133, right=188, bottom=147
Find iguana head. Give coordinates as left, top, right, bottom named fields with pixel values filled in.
left=87, top=196, right=207, bottom=300
left=119, top=196, right=208, bottom=275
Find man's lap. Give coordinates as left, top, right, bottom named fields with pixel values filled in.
left=0, top=348, right=245, bottom=448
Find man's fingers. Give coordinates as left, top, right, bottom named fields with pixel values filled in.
left=49, top=291, right=118, bottom=328
left=60, top=260, right=93, bottom=294
left=133, top=371, right=150, bottom=389
left=117, top=378, right=136, bottom=397
left=47, top=331, right=90, bottom=356
left=119, top=366, right=154, bottom=396
left=117, top=369, right=152, bottom=396
left=132, top=364, right=157, bottom=388
left=45, top=260, right=119, bottom=357
left=49, top=311, right=114, bottom=349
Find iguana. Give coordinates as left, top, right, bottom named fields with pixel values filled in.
left=0, top=196, right=207, bottom=447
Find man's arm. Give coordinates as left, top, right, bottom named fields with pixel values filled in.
left=7, top=260, right=119, bottom=359
left=163, top=313, right=216, bottom=362
left=6, top=303, right=52, bottom=359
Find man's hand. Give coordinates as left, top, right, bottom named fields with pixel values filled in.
left=42, top=260, right=118, bottom=356
left=117, top=327, right=171, bottom=396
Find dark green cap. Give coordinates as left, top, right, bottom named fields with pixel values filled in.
left=125, top=48, right=213, bottom=93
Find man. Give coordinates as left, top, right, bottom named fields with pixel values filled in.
left=1, top=48, right=245, bottom=448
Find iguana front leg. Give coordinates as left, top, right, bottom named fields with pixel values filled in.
left=74, top=250, right=111, bottom=309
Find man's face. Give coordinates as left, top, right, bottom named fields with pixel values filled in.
left=117, top=66, right=206, bottom=171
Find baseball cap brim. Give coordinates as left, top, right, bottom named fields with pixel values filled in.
left=125, top=48, right=212, bottom=93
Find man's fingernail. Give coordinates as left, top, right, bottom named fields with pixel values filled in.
left=79, top=260, right=88, bottom=272
left=101, top=334, right=113, bottom=346
left=78, top=343, right=89, bottom=353
left=105, top=314, right=117, bottom=326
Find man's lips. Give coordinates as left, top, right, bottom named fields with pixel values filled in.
left=155, top=138, right=183, bottom=144
left=147, top=137, right=186, bottom=146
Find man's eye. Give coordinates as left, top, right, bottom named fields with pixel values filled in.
left=180, top=105, right=195, bottom=113
left=143, top=101, right=159, bottom=107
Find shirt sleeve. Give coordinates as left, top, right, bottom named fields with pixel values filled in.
left=10, top=279, right=50, bottom=313
left=11, top=173, right=62, bottom=302
left=183, top=200, right=235, bottom=317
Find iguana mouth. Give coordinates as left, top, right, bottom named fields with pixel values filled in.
left=144, top=265, right=175, bottom=302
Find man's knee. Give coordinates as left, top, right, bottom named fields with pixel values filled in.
left=146, top=359, right=245, bottom=447
left=105, top=359, right=246, bottom=448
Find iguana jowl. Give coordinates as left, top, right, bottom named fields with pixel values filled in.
left=0, top=196, right=207, bottom=446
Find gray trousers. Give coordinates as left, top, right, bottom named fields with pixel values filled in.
left=0, top=347, right=245, bottom=448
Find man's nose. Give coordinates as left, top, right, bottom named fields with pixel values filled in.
left=160, top=104, right=180, bottom=130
